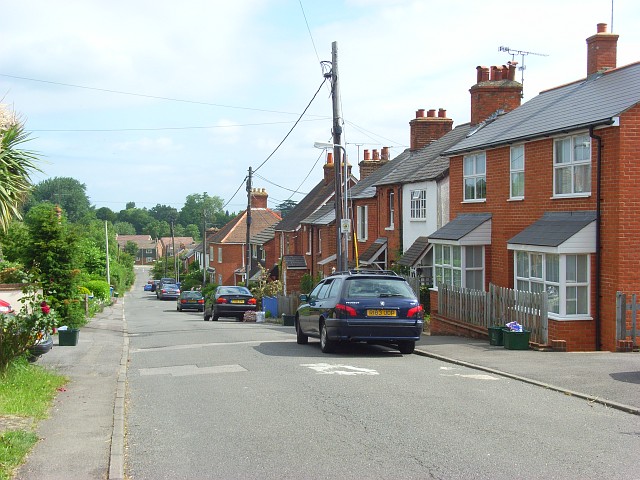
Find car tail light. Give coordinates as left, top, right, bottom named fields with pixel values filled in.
left=198, top=299, right=204, bottom=304
left=216, top=298, right=228, bottom=304
left=335, top=303, right=357, bottom=317
left=180, top=299, right=186, bottom=304
left=248, top=298, right=257, bottom=305
left=408, top=305, right=424, bottom=319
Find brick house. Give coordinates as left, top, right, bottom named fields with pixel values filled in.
left=428, top=24, right=639, bottom=352
left=207, top=188, right=281, bottom=286
left=157, top=236, right=196, bottom=260
left=115, top=234, right=157, bottom=265
left=273, top=154, right=355, bottom=293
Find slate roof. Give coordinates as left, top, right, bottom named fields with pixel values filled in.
left=209, top=208, right=281, bottom=244
left=397, top=236, right=430, bottom=267
left=428, top=213, right=492, bottom=241
left=376, top=124, right=472, bottom=186
left=348, top=150, right=411, bottom=200
left=359, top=237, right=387, bottom=263
left=283, top=255, right=307, bottom=269
left=507, top=211, right=597, bottom=247
left=274, top=179, right=335, bottom=231
left=302, top=204, right=335, bottom=226
left=250, top=225, right=276, bottom=245
left=447, top=62, right=640, bottom=155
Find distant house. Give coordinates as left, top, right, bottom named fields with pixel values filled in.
left=115, top=234, right=157, bottom=265
left=428, top=23, right=640, bottom=352
left=157, top=236, right=197, bottom=261
left=207, top=188, right=281, bottom=286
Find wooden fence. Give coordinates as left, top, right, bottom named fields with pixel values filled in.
left=438, top=283, right=548, bottom=344
left=616, top=292, right=639, bottom=346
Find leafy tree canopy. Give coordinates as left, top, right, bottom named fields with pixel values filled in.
left=114, top=221, right=136, bottom=235
left=149, top=204, right=179, bottom=224
left=95, top=206, right=117, bottom=223
left=179, top=192, right=224, bottom=228
left=117, top=208, right=153, bottom=233
left=27, top=177, right=92, bottom=223
left=276, top=199, right=297, bottom=218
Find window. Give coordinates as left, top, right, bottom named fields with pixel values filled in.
left=554, top=134, right=591, bottom=196
left=252, top=245, right=257, bottom=258
left=261, top=248, right=266, bottom=261
left=357, top=205, right=368, bottom=241
left=434, top=244, right=484, bottom=290
left=515, top=251, right=589, bottom=317
left=510, top=145, right=525, bottom=199
left=388, top=190, right=395, bottom=228
left=318, top=230, right=322, bottom=254
left=463, top=152, right=486, bottom=201
left=410, top=189, right=427, bottom=219
left=307, top=229, right=312, bottom=255
left=218, top=247, right=222, bottom=263
left=210, top=246, right=214, bottom=262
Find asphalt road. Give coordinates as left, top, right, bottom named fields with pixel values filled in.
left=125, top=270, right=640, bottom=479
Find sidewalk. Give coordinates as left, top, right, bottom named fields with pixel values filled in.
left=13, top=303, right=640, bottom=479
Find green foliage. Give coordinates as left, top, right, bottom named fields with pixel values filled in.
left=26, top=177, right=92, bottom=224
left=180, top=265, right=204, bottom=291
left=249, top=266, right=283, bottom=309
left=0, top=429, right=38, bottom=479
left=116, top=208, right=153, bottom=233
left=0, top=260, right=27, bottom=283
left=419, top=285, right=431, bottom=313
left=95, top=207, right=116, bottom=223
left=275, top=199, right=297, bottom=218
left=0, top=220, right=29, bottom=263
left=149, top=204, right=178, bottom=224
left=124, top=240, right=138, bottom=257
left=300, top=272, right=322, bottom=294
left=113, top=221, right=136, bottom=235
left=84, top=280, right=111, bottom=301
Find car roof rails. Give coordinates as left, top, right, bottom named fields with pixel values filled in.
left=330, top=269, right=399, bottom=276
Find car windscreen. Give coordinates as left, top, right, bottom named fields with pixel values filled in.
left=219, top=287, right=251, bottom=295
left=344, top=277, right=416, bottom=298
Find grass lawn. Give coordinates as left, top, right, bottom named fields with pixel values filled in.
left=0, top=358, right=67, bottom=479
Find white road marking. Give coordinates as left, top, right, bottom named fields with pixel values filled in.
left=440, top=373, right=499, bottom=381
left=301, top=363, right=380, bottom=375
left=139, top=364, right=247, bottom=377
left=130, top=339, right=296, bottom=353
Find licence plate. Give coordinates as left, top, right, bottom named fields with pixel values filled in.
left=367, top=309, right=396, bottom=317
left=231, top=299, right=245, bottom=304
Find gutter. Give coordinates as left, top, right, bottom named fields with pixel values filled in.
left=589, top=125, right=603, bottom=351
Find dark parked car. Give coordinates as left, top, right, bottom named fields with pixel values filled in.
left=295, top=270, right=424, bottom=354
left=157, top=283, right=181, bottom=300
left=177, top=291, right=204, bottom=312
left=204, top=286, right=256, bottom=321
left=150, top=280, right=160, bottom=292
left=156, top=278, right=177, bottom=298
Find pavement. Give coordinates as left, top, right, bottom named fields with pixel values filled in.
left=12, top=297, right=640, bottom=480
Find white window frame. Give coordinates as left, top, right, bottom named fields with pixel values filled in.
left=410, top=189, right=427, bottom=219
left=252, top=244, right=257, bottom=259
left=463, top=152, right=486, bottom=201
left=218, top=247, right=222, bottom=263
left=357, top=205, right=368, bottom=241
left=387, top=190, right=395, bottom=229
left=318, top=230, right=322, bottom=254
left=210, top=246, right=214, bottom=262
left=433, top=243, right=485, bottom=290
left=514, top=251, right=590, bottom=319
left=553, top=133, right=591, bottom=197
left=510, top=145, right=525, bottom=199
left=306, top=229, right=312, bottom=255
left=260, top=248, right=266, bottom=262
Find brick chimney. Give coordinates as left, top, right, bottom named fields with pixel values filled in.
left=359, top=146, right=390, bottom=180
left=586, top=23, right=618, bottom=76
left=409, top=108, right=453, bottom=151
left=470, top=63, right=522, bottom=126
left=250, top=188, right=268, bottom=208
left=323, top=152, right=335, bottom=185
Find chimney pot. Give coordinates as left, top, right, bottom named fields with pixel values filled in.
left=364, top=149, right=370, bottom=161
left=327, top=152, right=333, bottom=164
left=427, top=109, right=436, bottom=118
left=587, top=22, right=619, bottom=75
left=372, top=149, right=380, bottom=160
left=381, top=146, right=389, bottom=160
left=416, top=108, right=425, bottom=118
left=438, top=108, right=446, bottom=118
left=597, top=22, right=607, bottom=33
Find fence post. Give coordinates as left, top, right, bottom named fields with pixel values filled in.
left=616, top=292, right=625, bottom=342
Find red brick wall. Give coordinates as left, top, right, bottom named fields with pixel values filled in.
left=375, top=185, right=402, bottom=263
left=586, top=24, right=618, bottom=75
left=214, top=243, right=245, bottom=286
left=470, top=84, right=522, bottom=126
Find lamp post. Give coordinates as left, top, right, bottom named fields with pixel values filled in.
left=314, top=141, right=349, bottom=271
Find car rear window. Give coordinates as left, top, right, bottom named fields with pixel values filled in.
left=219, top=287, right=251, bottom=295
left=182, top=291, right=202, bottom=298
left=344, top=277, right=415, bottom=298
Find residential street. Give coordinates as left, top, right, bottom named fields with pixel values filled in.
left=124, top=268, right=640, bottom=479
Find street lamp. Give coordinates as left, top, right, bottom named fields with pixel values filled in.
left=314, top=141, right=350, bottom=271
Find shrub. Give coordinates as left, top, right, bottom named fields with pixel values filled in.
left=84, top=280, right=111, bottom=301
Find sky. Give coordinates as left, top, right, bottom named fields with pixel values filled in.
left=1, top=0, right=638, bottom=214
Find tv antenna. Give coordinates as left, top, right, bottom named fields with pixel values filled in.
left=499, top=46, right=549, bottom=97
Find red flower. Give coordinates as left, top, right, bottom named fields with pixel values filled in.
left=40, top=301, right=51, bottom=315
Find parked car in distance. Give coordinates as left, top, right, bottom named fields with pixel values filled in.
left=204, top=286, right=256, bottom=321
left=177, top=291, right=204, bottom=312
left=150, top=279, right=160, bottom=292
left=156, top=278, right=177, bottom=299
left=157, top=283, right=180, bottom=300
left=144, top=282, right=153, bottom=292
left=295, top=270, right=424, bottom=354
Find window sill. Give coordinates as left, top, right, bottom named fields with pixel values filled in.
left=384, top=225, right=395, bottom=231
left=547, top=314, right=593, bottom=322
left=410, top=218, right=427, bottom=222
left=305, top=252, right=311, bottom=256
left=507, top=197, right=524, bottom=202
left=462, top=199, right=486, bottom=204
left=551, top=193, right=591, bottom=200
left=357, top=239, right=368, bottom=243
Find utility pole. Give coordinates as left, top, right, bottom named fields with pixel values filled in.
left=171, top=219, right=177, bottom=281
left=202, top=209, right=207, bottom=287
left=331, top=41, right=344, bottom=272
left=105, top=221, right=110, bottom=286
left=245, top=167, right=253, bottom=285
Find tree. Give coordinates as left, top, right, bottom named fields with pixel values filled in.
left=27, top=177, right=93, bottom=223
left=124, top=240, right=139, bottom=257
left=117, top=208, right=153, bottom=234
left=95, top=207, right=117, bottom=223
left=184, top=224, right=201, bottom=241
left=179, top=193, right=224, bottom=228
left=0, top=119, right=42, bottom=232
left=276, top=199, right=297, bottom=218
left=149, top=204, right=179, bottom=224
left=114, top=221, right=136, bottom=235
left=126, top=201, right=136, bottom=210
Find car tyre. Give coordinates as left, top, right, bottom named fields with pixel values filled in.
left=212, top=314, right=219, bottom=321
left=296, top=318, right=308, bottom=345
left=320, top=321, right=334, bottom=353
left=398, top=341, right=415, bottom=355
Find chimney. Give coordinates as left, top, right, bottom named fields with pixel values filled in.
left=586, top=23, right=618, bottom=76
left=250, top=187, right=268, bottom=209
left=359, top=146, right=390, bottom=180
left=470, top=64, right=522, bottom=126
left=323, top=152, right=334, bottom=185
left=409, top=107, right=453, bottom=150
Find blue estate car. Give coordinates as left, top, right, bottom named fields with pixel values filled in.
left=295, top=270, right=424, bottom=354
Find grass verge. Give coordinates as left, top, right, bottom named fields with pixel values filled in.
left=0, top=358, right=67, bottom=479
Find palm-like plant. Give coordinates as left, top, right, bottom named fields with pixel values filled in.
left=0, top=121, right=41, bottom=232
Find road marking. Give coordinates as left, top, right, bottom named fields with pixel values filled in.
left=130, top=339, right=296, bottom=353
left=440, top=373, right=499, bottom=380
left=301, top=363, right=379, bottom=376
left=139, top=364, right=247, bottom=377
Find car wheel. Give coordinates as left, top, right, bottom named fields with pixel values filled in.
left=212, top=314, right=219, bottom=321
left=177, top=306, right=180, bottom=311
left=319, top=321, right=334, bottom=353
left=295, top=317, right=308, bottom=345
left=204, top=311, right=210, bottom=321
left=398, top=341, right=415, bottom=355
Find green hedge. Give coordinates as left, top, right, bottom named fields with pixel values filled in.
left=84, top=280, right=111, bottom=301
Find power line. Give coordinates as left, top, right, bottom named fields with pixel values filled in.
left=253, top=77, right=327, bottom=173
left=298, top=0, right=320, bottom=64
left=287, top=148, right=324, bottom=201
left=222, top=177, right=248, bottom=210
left=253, top=172, right=308, bottom=195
